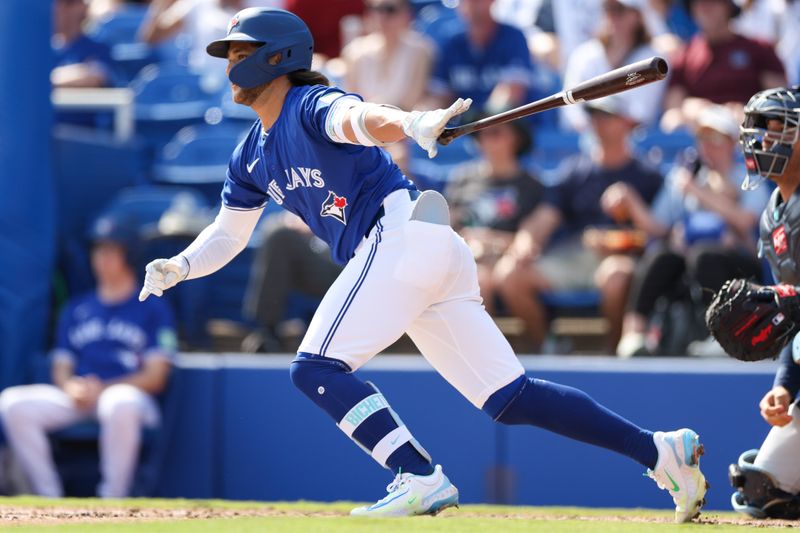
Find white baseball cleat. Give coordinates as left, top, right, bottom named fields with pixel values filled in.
left=350, top=464, right=459, bottom=517
left=648, top=428, right=709, bottom=523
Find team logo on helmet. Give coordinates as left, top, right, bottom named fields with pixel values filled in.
left=228, top=16, right=240, bottom=35
left=321, top=191, right=348, bottom=225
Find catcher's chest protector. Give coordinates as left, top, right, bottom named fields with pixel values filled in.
left=761, top=188, right=800, bottom=285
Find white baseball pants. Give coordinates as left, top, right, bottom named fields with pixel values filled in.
left=0, top=383, right=160, bottom=498
left=299, top=189, right=525, bottom=408
left=754, top=402, right=800, bottom=493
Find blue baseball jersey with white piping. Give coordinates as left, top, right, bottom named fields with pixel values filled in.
left=52, top=292, right=177, bottom=381
left=222, top=84, right=415, bottom=264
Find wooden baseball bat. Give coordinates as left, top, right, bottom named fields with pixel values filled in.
left=437, top=56, right=668, bottom=146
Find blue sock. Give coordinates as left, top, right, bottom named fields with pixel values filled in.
left=484, top=376, right=658, bottom=469
left=290, top=355, right=433, bottom=476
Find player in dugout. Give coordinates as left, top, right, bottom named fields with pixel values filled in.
left=0, top=213, right=176, bottom=498
left=138, top=7, right=707, bottom=521
left=705, top=86, right=800, bottom=519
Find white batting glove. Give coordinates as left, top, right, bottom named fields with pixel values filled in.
left=139, top=256, right=189, bottom=301
left=402, top=98, right=472, bottom=158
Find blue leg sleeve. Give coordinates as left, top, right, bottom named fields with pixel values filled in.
left=483, top=375, right=658, bottom=469
left=290, top=353, right=433, bottom=475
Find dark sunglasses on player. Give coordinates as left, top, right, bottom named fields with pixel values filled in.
left=367, top=3, right=403, bottom=15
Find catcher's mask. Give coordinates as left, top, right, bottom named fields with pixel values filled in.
left=740, top=86, right=800, bottom=190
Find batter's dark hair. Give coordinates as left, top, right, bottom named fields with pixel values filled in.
left=288, top=69, right=330, bottom=87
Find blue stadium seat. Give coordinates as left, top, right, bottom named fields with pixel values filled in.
left=631, top=128, right=696, bottom=174
left=203, top=243, right=257, bottom=324
left=49, top=369, right=184, bottom=497
left=540, top=289, right=602, bottom=316
left=408, top=136, right=480, bottom=192
left=130, top=65, right=221, bottom=148
left=526, top=129, right=581, bottom=184
left=153, top=122, right=249, bottom=185
left=90, top=5, right=156, bottom=83
left=414, top=2, right=464, bottom=46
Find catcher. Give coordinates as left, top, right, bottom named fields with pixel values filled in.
left=705, top=86, right=800, bottom=519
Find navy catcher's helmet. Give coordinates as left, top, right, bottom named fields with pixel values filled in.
left=206, top=7, right=314, bottom=89
left=740, top=86, right=800, bottom=190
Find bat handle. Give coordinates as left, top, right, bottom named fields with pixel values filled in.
left=437, top=126, right=464, bottom=146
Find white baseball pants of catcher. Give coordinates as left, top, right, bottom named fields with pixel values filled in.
left=298, top=188, right=525, bottom=408
left=754, top=402, right=800, bottom=493
left=0, top=383, right=159, bottom=498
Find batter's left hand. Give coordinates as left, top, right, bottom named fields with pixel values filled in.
left=402, top=98, right=472, bottom=158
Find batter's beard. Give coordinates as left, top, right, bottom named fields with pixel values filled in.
left=232, top=80, right=272, bottom=106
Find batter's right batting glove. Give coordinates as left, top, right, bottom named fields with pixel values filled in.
left=139, top=256, right=189, bottom=301
left=402, top=98, right=472, bottom=159
left=705, top=279, right=800, bottom=361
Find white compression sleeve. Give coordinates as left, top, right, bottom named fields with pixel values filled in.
left=179, top=205, right=263, bottom=280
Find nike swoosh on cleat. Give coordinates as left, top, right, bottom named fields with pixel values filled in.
left=407, top=496, right=418, bottom=505
left=368, top=490, right=409, bottom=510
left=247, top=158, right=260, bottom=173
left=665, top=471, right=680, bottom=492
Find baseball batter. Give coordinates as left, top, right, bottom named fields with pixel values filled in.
left=139, top=7, right=706, bottom=520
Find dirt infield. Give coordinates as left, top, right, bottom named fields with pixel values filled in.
left=0, top=505, right=797, bottom=528
left=0, top=505, right=344, bottom=526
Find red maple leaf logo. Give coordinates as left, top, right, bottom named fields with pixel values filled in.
left=228, top=17, right=239, bottom=34
left=333, top=196, right=347, bottom=209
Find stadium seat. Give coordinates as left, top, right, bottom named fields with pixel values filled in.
left=631, top=128, right=696, bottom=174
left=49, top=368, right=184, bottom=497
left=129, top=65, right=221, bottom=148
left=89, top=5, right=156, bottom=83
left=414, top=2, right=464, bottom=45
left=526, top=129, right=581, bottom=183
left=153, top=122, right=248, bottom=185
left=408, top=136, right=480, bottom=192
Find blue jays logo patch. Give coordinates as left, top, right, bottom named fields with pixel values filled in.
left=321, top=191, right=348, bottom=225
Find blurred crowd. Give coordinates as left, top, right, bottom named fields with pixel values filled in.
left=49, top=0, right=799, bottom=359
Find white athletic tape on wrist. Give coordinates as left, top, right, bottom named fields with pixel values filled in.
left=326, top=98, right=392, bottom=146
left=372, top=425, right=413, bottom=467
left=337, top=393, right=390, bottom=437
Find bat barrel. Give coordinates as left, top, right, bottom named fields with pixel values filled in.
left=437, top=56, right=669, bottom=146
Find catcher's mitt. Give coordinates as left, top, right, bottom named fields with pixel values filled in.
left=705, top=279, right=800, bottom=361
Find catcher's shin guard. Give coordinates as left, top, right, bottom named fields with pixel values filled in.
left=730, top=449, right=800, bottom=519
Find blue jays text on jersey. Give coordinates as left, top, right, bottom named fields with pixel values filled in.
left=222, top=85, right=416, bottom=264
left=53, top=292, right=177, bottom=380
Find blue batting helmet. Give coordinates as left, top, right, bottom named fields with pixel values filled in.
left=206, top=7, right=314, bottom=89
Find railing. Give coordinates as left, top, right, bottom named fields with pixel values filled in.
left=51, top=87, right=135, bottom=142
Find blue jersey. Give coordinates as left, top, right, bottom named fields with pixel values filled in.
left=52, top=291, right=177, bottom=381
left=429, top=23, right=533, bottom=109
left=222, top=84, right=415, bottom=264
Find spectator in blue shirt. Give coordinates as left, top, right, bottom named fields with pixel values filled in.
left=427, top=0, right=534, bottom=113
left=52, top=0, right=114, bottom=88
left=494, top=95, right=663, bottom=352
left=0, top=214, right=175, bottom=498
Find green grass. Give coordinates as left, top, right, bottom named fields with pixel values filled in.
left=0, top=497, right=784, bottom=531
